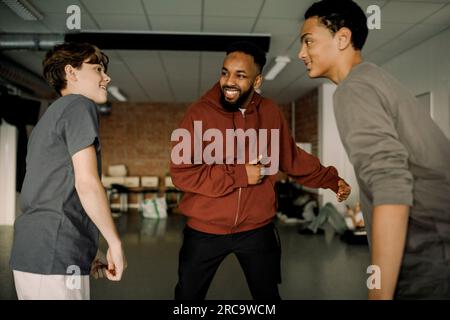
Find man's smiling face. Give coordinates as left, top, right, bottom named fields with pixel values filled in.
left=219, top=51, right=261, bottom=111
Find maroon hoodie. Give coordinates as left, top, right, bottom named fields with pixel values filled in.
left=170, top=83, right=340, bottom=234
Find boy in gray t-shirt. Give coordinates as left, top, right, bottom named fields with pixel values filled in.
left=299, top=0, right=450, bottom=299
left=10, top=42, right=126, bottom=299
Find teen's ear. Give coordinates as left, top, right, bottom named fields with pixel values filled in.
left=253, top=74, right=263, bottom=90
left=64, top=64, right=78, bottom=82
left=336, top=27, right=352, bottom=50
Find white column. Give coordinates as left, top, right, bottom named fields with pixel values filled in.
left=318, top=83, right=359, bottom=213
left=0, top=120, right=18, bottom=225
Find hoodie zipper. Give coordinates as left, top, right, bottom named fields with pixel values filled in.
left=233, top=110, right=246, bottom=228
left=234, top=187, right=242, bottom=226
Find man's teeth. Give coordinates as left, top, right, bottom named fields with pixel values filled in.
left=225, top=88, right=239, bottom=98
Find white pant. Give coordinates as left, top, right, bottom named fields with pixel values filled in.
left=13, top=270, right=90, bottom=300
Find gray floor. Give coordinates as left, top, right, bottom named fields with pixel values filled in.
left=0, top=211, right=370, bottom=300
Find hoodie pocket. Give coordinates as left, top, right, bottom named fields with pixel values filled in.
left=241, top=177, right=277, bottom=225
left=179, top=191, right=239, bottom=227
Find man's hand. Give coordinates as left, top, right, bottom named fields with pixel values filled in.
left=104, top=242, right=127, bottom=281
left=336, top=179, right=351, bottom=202
left=90, top=250, right=107, bottom=279
left=245, top=164, right=265, bottom=185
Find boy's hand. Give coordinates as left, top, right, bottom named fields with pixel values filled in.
left=104, top=243, right=127, bottom=281
left=336, top=179, right=351, bottom=202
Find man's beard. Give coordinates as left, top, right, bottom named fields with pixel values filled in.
left=220, top=86, right=253, bottom=112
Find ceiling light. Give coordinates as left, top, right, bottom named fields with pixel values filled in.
left=2, top=0, right=43, bottom=21
left=107, top=86, right=127, bottom=102
left=264, top=56, right=291, bottom=80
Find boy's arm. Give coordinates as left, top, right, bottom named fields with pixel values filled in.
left=72, top=145, right=126, bottom=281
left=334, top=82, right=414, bottom=299
left=369, top=204, right=409, bottom=300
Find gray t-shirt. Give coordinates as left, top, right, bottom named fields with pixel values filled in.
left=10, top=94, right=101, bottom=275
left=334, top=62, right=450, bottom=296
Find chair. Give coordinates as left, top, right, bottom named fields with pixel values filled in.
left=109, top=183, right=129, bottom=212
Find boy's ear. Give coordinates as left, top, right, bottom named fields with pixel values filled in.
left=64, top=64, right=77, bottom=82
left=336, top=27, right=352, bottom=50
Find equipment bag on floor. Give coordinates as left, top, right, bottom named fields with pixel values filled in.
left=142, top=196, right=168, bottom=219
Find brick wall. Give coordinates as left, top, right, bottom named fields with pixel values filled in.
left=99, top=101, right=292, bottom=184
left=294, top=88, right=319, bottom=156
left=99, top=102, right=188, bottom=182
left=278, top=103, right=291, bottom=132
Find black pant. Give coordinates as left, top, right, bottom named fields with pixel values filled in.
left=175, top=222, right=282, bottom=300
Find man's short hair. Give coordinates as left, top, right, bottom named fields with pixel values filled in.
left=305, top=0, right=368, bottom=50
left=43, top=42, right=109, bottom=94
left=226, top=41, right=267, bottom=73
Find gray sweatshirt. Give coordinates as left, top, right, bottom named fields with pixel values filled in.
left=333, top=62, right=450, bottom=263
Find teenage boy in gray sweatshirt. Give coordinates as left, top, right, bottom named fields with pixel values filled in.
left=299, top=0, right=450, bottom=299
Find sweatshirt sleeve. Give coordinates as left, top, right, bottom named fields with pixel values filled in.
left=277, top=108, right=340, bottom=193
left=169, top=109, right=248, bottom=198
left=333, top=81, right=413, bottom=206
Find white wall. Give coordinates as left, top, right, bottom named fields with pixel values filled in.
left=318, top=84, right=360, bottom=213
left=0, top=121, right=18, bottom=225
left=381, top=28, right=450, bottom=139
